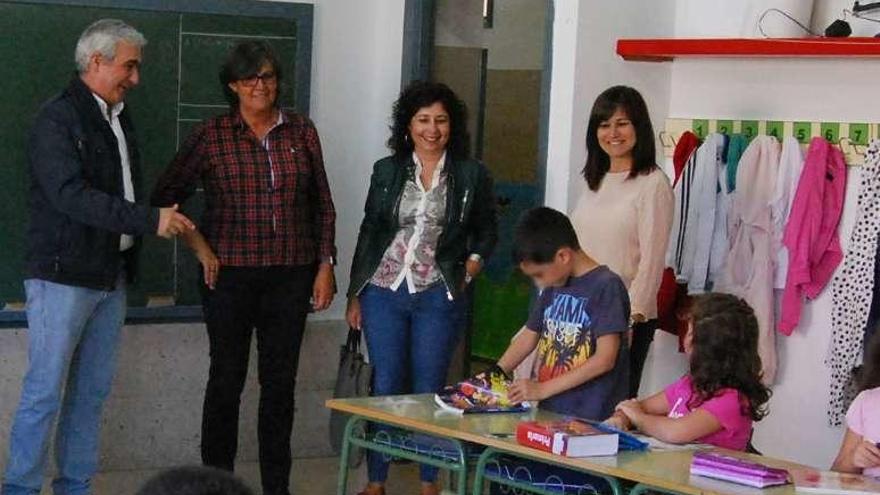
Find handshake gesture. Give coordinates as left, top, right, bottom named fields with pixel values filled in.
left=157, top=204, right=196, bottom=238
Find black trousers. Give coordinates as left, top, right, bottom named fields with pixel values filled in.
left=200, top=264, right=316, bottom=495
left=629, top=319, right=658, bottom=399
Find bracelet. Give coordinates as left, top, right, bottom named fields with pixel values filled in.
left=490, top=363, right=512, bottom=381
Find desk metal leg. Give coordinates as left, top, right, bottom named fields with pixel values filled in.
left=472, top=447, right=625, bottom=495
left=628, top=483, right=683, bottom=495
left=336, top=415, right=471, bottom=495
left=472, top=447, right=492, bottom=495
left=337, top=415, right=360, bottom=495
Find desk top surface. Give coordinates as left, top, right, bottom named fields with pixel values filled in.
left=326, top=394, right=879, bottom=495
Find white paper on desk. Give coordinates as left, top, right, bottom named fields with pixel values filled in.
left=378, top=396, right=421, bottom=414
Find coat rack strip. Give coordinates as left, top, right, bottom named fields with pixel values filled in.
left=660, top=118, right=878, bottom=166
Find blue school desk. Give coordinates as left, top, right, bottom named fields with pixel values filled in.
left=326, top=394, right=815, bottom=495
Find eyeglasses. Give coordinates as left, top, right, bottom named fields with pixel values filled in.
left=240, top=71, right=277, bottom=87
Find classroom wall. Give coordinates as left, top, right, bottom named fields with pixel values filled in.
left=633, top=0, right=880, bottom=469
left=0, top=0, right=406, bottom=473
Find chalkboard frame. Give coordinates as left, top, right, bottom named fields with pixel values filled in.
left=0, top=0, right=313, bottom=327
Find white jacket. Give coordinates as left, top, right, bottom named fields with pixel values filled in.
left=771, top=137, right=805, bottom=289
left=666, top=133, right=725, bottom=294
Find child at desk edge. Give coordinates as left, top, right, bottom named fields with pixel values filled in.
left=605, top=292, right=772, bottom=452
left=832, top=329, right=880, bottom=478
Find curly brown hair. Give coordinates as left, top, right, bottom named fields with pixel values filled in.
left=387, top=81, right=470, bottom=160
left=687, top=293, right=771, bottom=421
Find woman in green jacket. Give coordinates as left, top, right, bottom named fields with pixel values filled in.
left=347, top=81, right=497, bottom=495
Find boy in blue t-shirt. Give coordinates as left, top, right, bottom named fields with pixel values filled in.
left=488, top=207, right=631, bottom=493
left=497, top=206, right=631, bottom=420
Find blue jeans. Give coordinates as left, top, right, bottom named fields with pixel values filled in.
left=2, top=277, right=126, bottom=495
left=360, top=283, right=463, bottom=483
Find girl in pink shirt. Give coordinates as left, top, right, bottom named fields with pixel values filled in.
left=606, top=293, right=771, bottom=450
left=833, top=331, right=880, bottom=478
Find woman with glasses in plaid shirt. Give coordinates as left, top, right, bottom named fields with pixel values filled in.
left=151, top=41, right=336, bottom=495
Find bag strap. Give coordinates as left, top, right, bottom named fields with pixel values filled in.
left=346, top=327, right=362, bottom=353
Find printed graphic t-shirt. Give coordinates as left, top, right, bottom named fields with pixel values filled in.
left=526, top=265, right=630, bottom=420
left=664, top=375, right=752, bottom=451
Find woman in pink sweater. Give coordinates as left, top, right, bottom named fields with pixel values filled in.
left=570, top=86, right=674, bottom=398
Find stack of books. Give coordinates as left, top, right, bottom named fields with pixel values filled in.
left=516, top=418, right=648, bottom=457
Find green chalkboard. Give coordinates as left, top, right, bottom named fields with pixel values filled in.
left=0, top=0, right=312, bottom=314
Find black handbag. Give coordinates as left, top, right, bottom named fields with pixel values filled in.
left=329, top=328, right=373, bottom=467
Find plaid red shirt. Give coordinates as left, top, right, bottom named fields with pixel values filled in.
left=152, top=111, right=336, bottom=267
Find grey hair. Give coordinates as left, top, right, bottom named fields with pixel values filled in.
left=75, top=19, right=147, bottom=74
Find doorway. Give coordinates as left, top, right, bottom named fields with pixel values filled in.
left=427, top=0, right=553, bottom=371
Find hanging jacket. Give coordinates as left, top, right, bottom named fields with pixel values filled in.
left=771, top=137, right=806, bottom=289
left=716, top=136, right=780, bottom=384
left=828, top=140, right=879, bottom=426
left=708, top=134, right=732, bottom=287
left=779, top=137, right=847, bottom=335
left=667, top=133, right=724, bottom=294
left=657, top=131, right=700, bottom=347
left=726, top=134, right=748, bottom=193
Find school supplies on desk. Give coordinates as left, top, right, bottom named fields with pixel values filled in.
left=689, top=451, right=790, bottom=489
left=516, top=419, right=648, bottom=457
left=434, top=367, right=531, bottom=414
left=517, top=419, right=618, bottom=457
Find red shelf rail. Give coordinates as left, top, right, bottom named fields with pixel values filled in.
left=617, top=37, right=880, bottom=62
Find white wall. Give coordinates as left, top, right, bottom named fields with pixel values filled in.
left=267, top=0, right=407, bottom=320
left=543, top=0, right=676, bottom=212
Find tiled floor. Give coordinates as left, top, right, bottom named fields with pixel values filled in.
left=85, top=457, right=425, bottom=495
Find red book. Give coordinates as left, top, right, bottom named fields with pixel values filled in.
left=516, top=420, right=619, bottom=457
